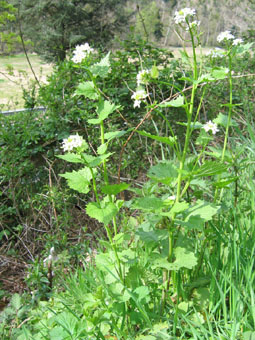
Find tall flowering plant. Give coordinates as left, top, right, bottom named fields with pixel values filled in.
left=57, top=15, right=252, bottom=336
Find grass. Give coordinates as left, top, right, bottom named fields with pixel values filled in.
left=0, top=53, right=52, bottom=110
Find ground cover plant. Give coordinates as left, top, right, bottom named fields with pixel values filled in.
left=1, top=7, right=255, bottom=340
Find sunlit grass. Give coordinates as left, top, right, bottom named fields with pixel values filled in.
left=0, top=53, right=52, bottom=110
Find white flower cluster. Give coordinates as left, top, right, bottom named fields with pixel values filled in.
left=62, top=134, right=84, bottom=152
left=233, top=38, right=243, bottom=46
left=174, top=8, right=196, bottom=24
left=189, top=20, right=200, bottom=29
left=203, top=121, right=219, bottom=135
left=43, top=247, right=58, bottom=266
left=217, top=31, right=243, bottom=46
left=137, top=69, right=150, bottom=86
left=206, top=47, right=225, bottom=58
left=72, top=43, right=94, bottom=63
left=131, top=89, right=148, bottom=108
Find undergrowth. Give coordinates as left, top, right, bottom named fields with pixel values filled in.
left=1, top=7, right=255, bottom=340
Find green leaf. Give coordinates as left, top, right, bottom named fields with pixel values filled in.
left=150, top=64, right=159, bottom=79
left=151, top=257, right=176, bottom=270
left=118, top=249, right=136, bottom=263
left=213, top=176, right=238, bottom=188
left=87, top=117, right=102, bottom=124
left=177, top=121, right=203, bottom=129
left=100, top=323, right=111, bottom=336
left=195, top=129, right=212, bottom=146
left=136, top=336, right=156, bottom=340
left=86, top=202, right=118, bottom=224
left=134, top=286, right=150, bottom=303
left=54, top=312, right=78, bottom=336
left=97, top=100, right=118, bottom=120
left=148, top=161, right=178, bottom=185
left=136, top=228, right=168, bottom=243
left=179, top=50, right=190, bottom=65
left=87, top=100, right=118, bottom=124
left=211, top=67, right=229, bottom=80
left=137, top=130, right=176, bottom=146
left=151, top=322, right=169, bottom=334
left=75, top=81, right=98, bottom=99
left=132, top=196, right=164, bottom=211
left=178, top=301, right=189, bottom=313
left=60, top=167, right=92, bottom=194
left=243, top=331, right=255, bottom=340
left=89, top=52, right=111, bottom=78
left=153, top=247, right=197, bottom=270
left=193, top=287, right=210, bottom=309
left=184, top=200, right=219, bottom=223
left=213, top=112, right=238, bottom=128
left=159, top=96, right=184, bottom=108
left=176, top=216, right=204, bottom=230
left=101, top=183, right=130, bottom=195
left=194, top=161, right=229, bottom=177
left=57, top=153, right=83, bottom=164
left=236, top=42, right=253, bottom=55
left=97, top=143, right=107, bottom=155
left=161, top=202, right=189, bottom=218
left=82, top=152, right=113, bottom=167
left=11, top=293, right=21, bottom=310
left=104, top=130, right=128, bottom=141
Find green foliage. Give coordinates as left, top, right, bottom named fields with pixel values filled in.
left=135, top=1, right=164, bottom=41
left=16, top=0, right=129, bottom=62
left=2, top=8, right=255, bottom=340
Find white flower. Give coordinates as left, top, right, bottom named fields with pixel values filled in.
left=206, top=48, right=225, bottom=58
left=43, top=247, right=58, bottom=266
left=190, top=20, right=200, bottom=27
left=168, top=195, right=176, bottom=201
left=233, top=38, right=243, bottom=46
left=62, top=134, right=84, bottom=152
left=186, top=20, right=200, bottom=30
left=72, top=43, right=94, bottom=63
left=203, top=121, right=219, bottom=135
left=137, top=69, right=150, bottom=86
left=217, top=31, right=235, bottom=43
left=174, top=8, right=196, bottom=24
left=131, top=89, right=148, bottom=108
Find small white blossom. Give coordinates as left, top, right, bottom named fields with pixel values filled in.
left=137, top=69, right=150, bottom=86
left=186, top=20, right=200, bottom=31
left=131, top=89, right=148, bottom=108
left=168, top=195, right=176, bottom=201
left=72, top=43, right=94, bottom=63
left=62, top=134, right=84, bottom=152
left=217, top=31, right=235, bottom=43
left=203, top=121, right=219, bottom=135
left=206, top=48, right=225, bottom=58
left=174, top=8, right=196, bottom=24
left=43, top=247, right=58, bottom=266
left=233, top=38, right=243, bottom=46
left=128, top=57, right=139, bottom=64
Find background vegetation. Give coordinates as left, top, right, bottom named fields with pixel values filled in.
left=1, top=1, right=255, bottom=339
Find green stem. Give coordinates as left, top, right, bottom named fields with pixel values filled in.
left=214, top=52, right=233, bottom=202
left=180, top=143, right=207, bottom=198
left=100, top=121, right=110, bottom=186
left=221, top=54, right=233, bottom=163
left=89, top=168, right=100, bottom=204
left=161, top=28, right=199, bottom=316
left=176, top=29, right=198, bottom=203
